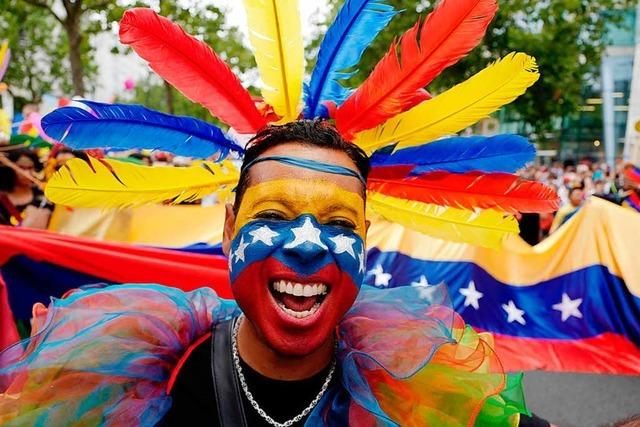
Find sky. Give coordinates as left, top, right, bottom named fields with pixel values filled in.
left=220, top=0, right=331, bottom=42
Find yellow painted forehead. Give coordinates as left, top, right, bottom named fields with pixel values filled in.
left=234, top=178, right=366, bottom=236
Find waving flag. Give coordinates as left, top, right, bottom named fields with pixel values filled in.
left=365, top=197, right=640, bottom=374
left=2, top=198, right=638, bottom=374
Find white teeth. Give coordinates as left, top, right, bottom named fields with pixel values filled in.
left=276, top=301, right=321, bottom=318
left=271, top=280, right=329, bottom=297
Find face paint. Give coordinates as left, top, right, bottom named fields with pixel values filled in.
left=230, top=179, right=366, bottom=356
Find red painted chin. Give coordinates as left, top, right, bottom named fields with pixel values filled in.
left=232, top=258, right=359, bottom=356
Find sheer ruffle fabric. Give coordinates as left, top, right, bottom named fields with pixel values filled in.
left=0, top=284, right=526, bottom=426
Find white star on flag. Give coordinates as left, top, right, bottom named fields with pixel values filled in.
left=329, top=234, right=357, bottom=258
left=552, top=293, right=583, bottom=322
left=411, top=275, right=430, bottom=287
left=284, top=217, right=328, bottom=250
left=233, top=236, right=249, bottom=263
left=502, top=300, right=526, bottom=325
left=459, top=280, right=483, bottom=310
left=370, top=264, right=392, bottom=287
left=357, top=251, right=366, bottom=273
left=249, top=225, right=279, bottom=246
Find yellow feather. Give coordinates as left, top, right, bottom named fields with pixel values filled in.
left=45, top=157, right=239, bottom=208
left=243, top=0, right=304, bottom=123
left=0, top=41, right=8, bottom=67
left=354, top=53, right=539, bottom=153
left=368, top=192, right=519, bottom=249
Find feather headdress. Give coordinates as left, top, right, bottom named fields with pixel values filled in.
left=41, top=3, right=557, bottom=248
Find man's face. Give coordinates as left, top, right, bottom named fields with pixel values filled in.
left=223, top=142, right=367, bottom=356
left=569, top=189, right=584, bottom=207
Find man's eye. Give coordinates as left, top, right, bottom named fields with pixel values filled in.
left=326, top=219, right=356, bottom=229
left=255, top=211, right=287, bottom=221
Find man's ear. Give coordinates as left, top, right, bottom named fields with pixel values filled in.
left=222, top=203, right=236, bottom=257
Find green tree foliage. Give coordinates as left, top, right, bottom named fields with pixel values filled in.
left=312, top=0, right=634, bottom=136
left=0, top=0, right=252, bottom=119
left=0, top=0, right=65, bottom=104
left=0, top=0, right=131, bottom=99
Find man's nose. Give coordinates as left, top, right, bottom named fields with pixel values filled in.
left=282, top=240, right=329, bottom=264
left=282, top=216, right=330, bottom=265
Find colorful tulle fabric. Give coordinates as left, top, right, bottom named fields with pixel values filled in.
left=0, top=284, right=527, bottom=426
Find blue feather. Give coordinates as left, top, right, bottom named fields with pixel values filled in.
left=370, top=135, right=536, bottom=174
left=42, top=100, right=243, bottom=159
left=303, top=0, right=398, bottom=119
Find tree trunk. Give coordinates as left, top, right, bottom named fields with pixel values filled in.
left=164, top=80, right=175, bottom=114
left=66, top=19, right=85, bottom=97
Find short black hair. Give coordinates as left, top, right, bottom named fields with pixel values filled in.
left=233, top=120, right=370, bottom=212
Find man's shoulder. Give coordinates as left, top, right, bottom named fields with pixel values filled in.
left=168, top=332, right=213, bottom=395
left=161, top=332, right=217, bottom=425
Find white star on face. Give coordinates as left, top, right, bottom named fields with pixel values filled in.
left=284, top=217, right=328, bottom=250
left=249, top=225, right=279, bottom=246
left=502, top=300, right=526, bottom=325
left=233, top=236, right=249, bottom=263
left=358, top=251, right=366, bottom=273
left=412, top=275, right=430, bottom=287
left=329, top=234, right=357, bottom=259
left=552, top=293, right=583, bottom=322
left=459, top=280, right=483, bottom=310
left=370, top=264, right=392, bottom=287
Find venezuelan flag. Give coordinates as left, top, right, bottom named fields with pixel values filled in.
left=365, top=197, right=640, bottom=375
left=2, top=198, right=638, bottom=375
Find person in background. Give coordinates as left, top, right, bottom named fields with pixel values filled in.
left=1, top=148, right=53, bottom=228
left=550, top=187, right=584, bottom=233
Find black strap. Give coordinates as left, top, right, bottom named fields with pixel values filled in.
left=211, top=318, right=248, bottom=427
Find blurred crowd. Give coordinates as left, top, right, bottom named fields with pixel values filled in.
left=517, top=160, right=640, bottom=244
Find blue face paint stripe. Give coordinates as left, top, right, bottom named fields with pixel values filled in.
left=229, top=215, right=365, bottom=288
left=240, top=156, right=367, bottom=186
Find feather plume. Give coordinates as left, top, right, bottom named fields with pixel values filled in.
left=303, top=0, right=398, bottom=118
left=42, top=101, right=242, bottom=159
left=370, top=135, right=535, bottom=176
left=119, top=8, right=265, bottom=134
left=0, top=40, right=10, bottom=81
left=368, top=172, right=560, bottom=213
left=354, top=53, right=539, bottom=153
left=335, top=0, right=498, bottom=137
left=243, top=0, right=304, bottom=123
left=45, top=156, right=239, bottom=208
left=368, top=192, right=518, bottom=248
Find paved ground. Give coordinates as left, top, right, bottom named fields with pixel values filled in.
left=522, top=371, right=640, bottom=427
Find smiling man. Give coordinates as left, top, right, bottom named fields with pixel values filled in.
left=157, top=120, right=551, bottom=427
left=162, top=120, right=371, bottom=426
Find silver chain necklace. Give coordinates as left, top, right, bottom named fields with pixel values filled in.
left=231, top=316, right=336, bottom=427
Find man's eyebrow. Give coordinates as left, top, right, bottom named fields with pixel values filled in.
left=321, top=203, right=360, bottom=217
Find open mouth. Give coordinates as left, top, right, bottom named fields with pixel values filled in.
left=270, top=279, right=329, bottom=319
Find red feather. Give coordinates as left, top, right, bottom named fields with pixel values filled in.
left=368, top=172, right=560, bottom=213
left=335, top=0, right=498, bottom=138
left=119, top=8, right=266, bottom=134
